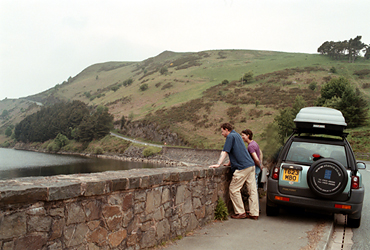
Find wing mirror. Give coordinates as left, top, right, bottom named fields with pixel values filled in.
left=357, top=162, right=367, bottom=169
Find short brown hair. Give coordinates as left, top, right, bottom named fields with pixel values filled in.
left=221, top=123, right=233, bottom=131
left=241, top=129, right=253, bottom=140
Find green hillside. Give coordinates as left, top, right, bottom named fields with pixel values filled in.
left=1, top=50, right=369, bottom=156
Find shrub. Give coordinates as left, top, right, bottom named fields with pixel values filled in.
left=94, top=146, right=104, bottom=154
left=160, top=67, right=168, bottom=75
left=222, top=79, right=229, bottom=85
left=214, top=197, right=229, bottom=220
left=55, top=133, right=69, bottom=148
left=309, top=81, right=317, bottom=91
left=161, top=83, right=173, bottom=90
left=123, top=78, right=133, bottom=86
left=353, top=69, right=370, bottom=77
left=111, top=85, right=120, bottom=92
left=140, top=83, right=149, bottom=91
left=330, top=66, right=337, bottom=73
left=142, top=146, right=161, bottom=157
left=47, top=142, right=60, bottom=152
left=242, top=71, right=254, bottom=84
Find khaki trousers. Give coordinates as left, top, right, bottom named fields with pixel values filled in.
left=229, top=166, right=259, bottom=216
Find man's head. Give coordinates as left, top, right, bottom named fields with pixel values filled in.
left=241, top=129, right=253, bottom=143
left=221, top=123, right=233, bottom=137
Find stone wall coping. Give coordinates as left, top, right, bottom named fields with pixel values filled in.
left=0, top=165, right=229, bottom=206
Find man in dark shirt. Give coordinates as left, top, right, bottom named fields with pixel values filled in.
left=209, top=123, right=259, bottom=220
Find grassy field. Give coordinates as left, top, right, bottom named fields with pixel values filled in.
left=1, top=49, right=369, bottom=158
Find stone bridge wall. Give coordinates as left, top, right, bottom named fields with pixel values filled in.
left=0, top=164, right=231, bottom=249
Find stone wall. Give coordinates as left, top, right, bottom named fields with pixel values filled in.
left=0, top=165, right=231, bottom=249
left=162, top=147, right=226, bottom=166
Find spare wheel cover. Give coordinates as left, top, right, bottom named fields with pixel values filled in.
left=307, top=159, right=348, bottom=198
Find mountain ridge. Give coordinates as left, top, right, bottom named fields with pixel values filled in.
left=1, top=49, right=369, bottom=153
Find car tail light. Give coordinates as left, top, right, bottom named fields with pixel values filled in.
left=335, top=204, right=351, bottom=210
left=275, top=196, right=290, bottom=202
left=272, top=167, right=279, bottom=180
left=351, top=176, right=359, bottom=189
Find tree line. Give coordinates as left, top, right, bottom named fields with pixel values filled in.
left=14, top=100, right=113, bottom=143
left=317, top=36, right=370, bottom=62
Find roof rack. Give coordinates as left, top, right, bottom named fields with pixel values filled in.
left=294, top=107, right=347, bottom=138
left=293, top=128, right=349, bottom=138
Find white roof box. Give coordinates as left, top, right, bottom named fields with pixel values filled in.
left=294, top=107, right=347, bottom=134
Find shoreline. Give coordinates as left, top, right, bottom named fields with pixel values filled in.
left=9, top=144, right=192, bottom=167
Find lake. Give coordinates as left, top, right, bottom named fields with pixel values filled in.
left=0, top=148, right=163, bottom=180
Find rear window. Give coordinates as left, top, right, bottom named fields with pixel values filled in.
left=286, top=141, right=347, bottom=167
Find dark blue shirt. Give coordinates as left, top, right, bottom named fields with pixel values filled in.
left=223, top=130, right=255, bottom=173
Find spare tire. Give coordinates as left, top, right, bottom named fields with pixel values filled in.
left=307, top=158, right=348, bottom=199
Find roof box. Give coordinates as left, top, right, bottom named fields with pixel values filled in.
left=294, top=107, right=347, bottom=135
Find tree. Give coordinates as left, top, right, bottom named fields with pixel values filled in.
left=318, top=36, right=366, bottom=62
left=1, top=109, right=9, bottom=119
left=242, top=71, right=254, bottom=84
left=13, top=100, right=112, bottom=143
left=365, top=44, right=370, bottom=59
left=92, top=108, right=114, bottom=139
left=348, top=36, right=366, bottom=63
left=316, top=77, right=348, bottom=104
left=292, top=95, right=306, bottom=116
left=120, top=115, right=126, bottom=129
left=274, top=96, right=306, bottom=143
left=261, top=122, right=282, bottom=160
left=316, top=77, right=368, bottom=128
left=275, top=107, right=295, bottom=144
left=5, top=127, right=12, bottom=137
left=54, top=133, right=69, bottom=148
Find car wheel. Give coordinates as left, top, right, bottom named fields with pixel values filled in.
left=347, top=215, right=361, bottom=228
left=307, top=158, right=348, bottom=199
left=266, top=203, right=280, bottom=216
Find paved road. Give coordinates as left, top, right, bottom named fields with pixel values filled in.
left=327, top=161, right=370, bottom=250
left=162, top=196, right=333, bottom=250
left=350, top=161, right=370, bottom=249
left=110, top=132, right=163, bottom=148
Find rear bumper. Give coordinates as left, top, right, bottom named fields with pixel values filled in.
left=267, top=178, right=364, bottom=218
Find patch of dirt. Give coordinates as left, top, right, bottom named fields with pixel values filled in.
left=300, top=221, right=327, bottom=250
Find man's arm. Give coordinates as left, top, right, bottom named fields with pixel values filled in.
left=209, top=151, right=229, bottom=168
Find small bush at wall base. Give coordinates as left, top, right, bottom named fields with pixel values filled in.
left=214, top=197, right=229, bottom=220
left=142, top=146, right=162, bottom=157
left=94, top=146, right=104, bottom=154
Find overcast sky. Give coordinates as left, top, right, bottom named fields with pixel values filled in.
left=1, top=0, right=369, bottom=100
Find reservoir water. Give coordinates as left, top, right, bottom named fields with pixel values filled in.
left=0, top=148, right=163, bottom=180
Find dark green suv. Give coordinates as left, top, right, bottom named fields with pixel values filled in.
left=266, top=107, right=366, bottom=228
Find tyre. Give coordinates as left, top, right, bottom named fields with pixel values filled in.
left=307, top=159, right=348, bottom=199
left=266, top=202, right=279, bottom=216
left=347, top=216, right=361, bottom=228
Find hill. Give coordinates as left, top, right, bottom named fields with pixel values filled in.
left=1, top=50, right=370, bottom=157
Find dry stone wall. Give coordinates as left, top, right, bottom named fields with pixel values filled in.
left=0, top=166, right=230, bottom=249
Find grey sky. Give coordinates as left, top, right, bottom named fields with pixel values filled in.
left=1, top=0, right=369, bottom=100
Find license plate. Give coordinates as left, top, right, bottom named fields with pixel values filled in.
left=283, top=168, right=300, bottom=182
